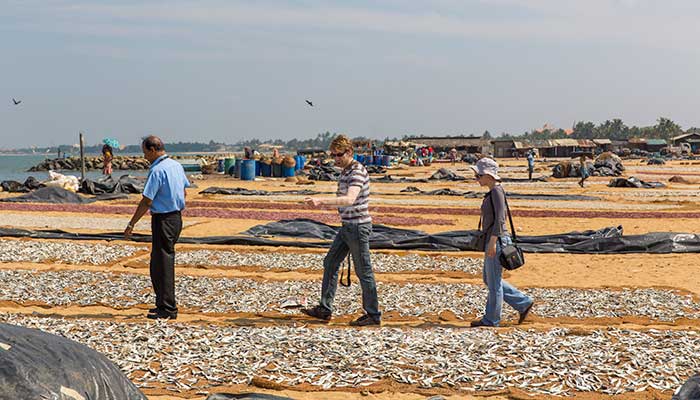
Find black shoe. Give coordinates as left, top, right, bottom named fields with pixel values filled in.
left=518, top=301, right=534, bottom=324
left=470, top=319, right=489, bottom=327
left=147, top=310, right=177, bottom=320
left=148, top=307, right=159, bottom=314
left=349, top=314, right=380, bottom=327
left=301, top=306, right=331, bottom=321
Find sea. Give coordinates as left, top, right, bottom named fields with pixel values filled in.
left=0, top=154, right=149, bottom=183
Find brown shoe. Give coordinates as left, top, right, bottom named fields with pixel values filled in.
left=518, top=301, right=534, bottom=324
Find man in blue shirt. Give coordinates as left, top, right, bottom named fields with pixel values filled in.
left=527, top=150, right=535, bottom=181
left=125, top=135, right=190, bottom=320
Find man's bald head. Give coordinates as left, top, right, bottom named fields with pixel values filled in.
left=142, top=135, right=165, bottom=152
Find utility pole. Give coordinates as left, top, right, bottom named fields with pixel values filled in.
left=79, top=132, right=86, bottom=182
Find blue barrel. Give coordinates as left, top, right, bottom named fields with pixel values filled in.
left=353, top=154, right=358, bottom=161
left=255, top=160, right=261, bottom=176
left=357, top=155, right=365, bottom=164
left=217, top=159, right=225, bottom=172
left=299, top=155, right=306, bottom=170
left=382, top=155, right=391, bottom=166
left=261, top=163, right=272, bottom=177
left=240, top=159, right=256, bottom=181
left=232, top=159, right=242, bottom=177
left=282, top=166, right=295, bottom=177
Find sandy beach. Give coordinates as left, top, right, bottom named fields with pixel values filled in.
left=1, top=158, right=699, bottom=399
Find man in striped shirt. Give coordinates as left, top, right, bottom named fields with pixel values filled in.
left=302, top=135, right=381, bottom=326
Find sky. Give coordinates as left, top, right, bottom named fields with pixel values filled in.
left=2, top=0, right=700, bottom=148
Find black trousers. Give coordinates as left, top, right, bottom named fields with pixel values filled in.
left=150, top=211, right=182, bottom=315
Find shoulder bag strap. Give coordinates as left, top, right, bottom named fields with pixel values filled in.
left=503, top=193, right=517, bottom=242
left=478, top=192, right=496, bottom=231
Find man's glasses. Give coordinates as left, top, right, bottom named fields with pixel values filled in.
left=475, top=174, right=484, bottom=179
left=331, top=151, right=347, bottom=158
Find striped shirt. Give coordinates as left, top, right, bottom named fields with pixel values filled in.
left=337, top=160, right=371, bottom=224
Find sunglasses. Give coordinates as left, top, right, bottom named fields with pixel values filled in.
left=475, top=173, right=484, bottom=179
left=330, top=151, right=347, bottom=158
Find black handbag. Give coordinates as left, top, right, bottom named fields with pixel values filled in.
left=499, top=196, right=525, bottom=270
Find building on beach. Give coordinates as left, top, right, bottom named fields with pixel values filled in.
left=404, top=136, right=492, bottom=154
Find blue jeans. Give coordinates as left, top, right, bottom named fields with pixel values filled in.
left=320, top=222, right=381, bottom=319
left=481, top=236, right=532, bottom=326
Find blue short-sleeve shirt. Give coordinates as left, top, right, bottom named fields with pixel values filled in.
left=143, top=155, right=191, bottom=214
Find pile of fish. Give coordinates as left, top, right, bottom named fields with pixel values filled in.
left=0, top=239, right=144, bottom=264
left=2, top=314, right=697, bottom=396
left=176, top=250, right=484, bottom=274
left=2, top=270, right=698, bottom=322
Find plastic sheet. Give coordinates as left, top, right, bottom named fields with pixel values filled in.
left=673, top=375, right=700, bottom=400
left=398, top=187, right=601, bottom=201
left=206, top=394, right=294, bottom=400
left=80, top=174, right=145, bottom=195
left=608, top=177, right=666, bottom=189
left=0, top=322, right=147, bottom=400
left=4, top=220, right=700, bottom=253
left=0, top=186, right=96, bottom=204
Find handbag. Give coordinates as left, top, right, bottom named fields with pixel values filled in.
left=499, top=196, right=525, bottom=270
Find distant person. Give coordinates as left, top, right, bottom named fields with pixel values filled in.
left=102, top=144, right=113, bottom=176
left=302, top=134, right=381, bottom=326
left=470, top=158, right=533, bottom=327
left=124, top=136, right=191, bottom=320
left=449, top=148, right=458, bottom=165
left=527, top=151, right=535, bottom=181
left=578, top=155, right=590, bottom=188
left=244, top=146, right=254, bottom=160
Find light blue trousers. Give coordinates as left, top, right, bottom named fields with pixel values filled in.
left=481, top=236, right=532, bottom=326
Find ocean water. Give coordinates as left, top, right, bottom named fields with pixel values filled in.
left=0, top=154, right=148, bottom=182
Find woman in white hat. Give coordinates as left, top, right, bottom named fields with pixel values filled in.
left=470, top=157, right=534, bottom=327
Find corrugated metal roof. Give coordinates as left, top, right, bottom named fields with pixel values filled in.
left=577, top=139, right=597, bottom=147
left=627, top=138, right=647, bottom=144
left=593, top=139, right=612, bottom=144
left=552, top=139, right=579, bottom=146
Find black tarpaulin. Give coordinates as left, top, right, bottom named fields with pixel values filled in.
left=608, top=177, right=666, bottom=189
left=429, top=168, right=466, bottom=181
left=0, top=322, right=147, bottom=400
left=398, top=186, right=600, bottom=201
left=206, top=394, right=294, bottom=400
left=80, top=174, right=145, bottom=195
left=0, top=176, right=42, bottom=193
left=0, top=186, right=96, bottom=204
left=673, top=375, right=700, bottom=400
left=3, top=220, right=700, bottom=253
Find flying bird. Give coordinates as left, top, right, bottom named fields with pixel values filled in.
left=305, top=100, right=313, bottom=107
left=12, top=98, right=21, bottom=105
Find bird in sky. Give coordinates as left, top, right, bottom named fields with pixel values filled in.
left=305, top=100, right=313, bottom=107
left=12, top=98, right=21, bottom=105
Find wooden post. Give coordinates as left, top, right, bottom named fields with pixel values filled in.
left=79, top=132, right=86, bottom=182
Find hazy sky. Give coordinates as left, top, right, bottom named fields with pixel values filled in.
left=2, top=0, right=700, bottom=148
